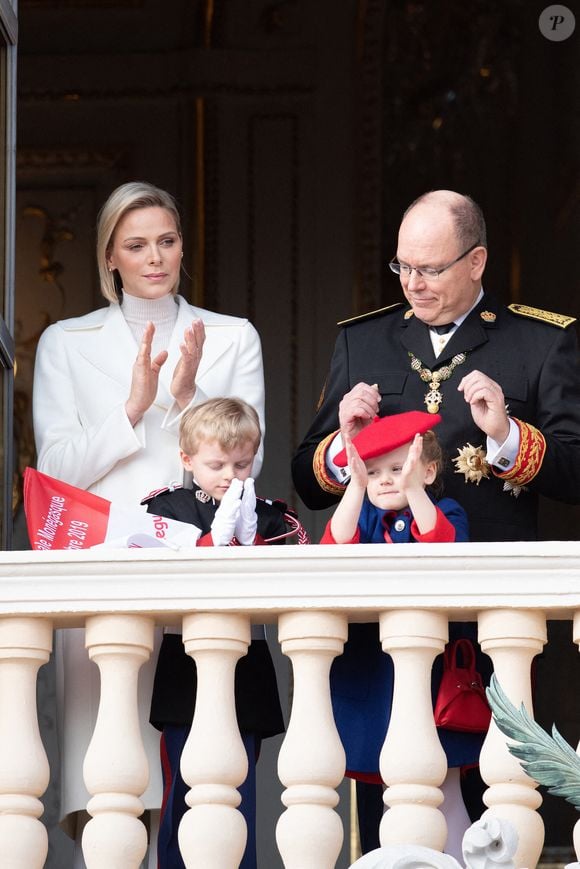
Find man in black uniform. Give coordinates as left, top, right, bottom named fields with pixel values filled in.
left=291, top=189, right=580, bottom=851
left=292, top=190, right=580, bottom=542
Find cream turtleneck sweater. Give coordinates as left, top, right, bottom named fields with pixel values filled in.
left=121, top=290, right=179, bottom=358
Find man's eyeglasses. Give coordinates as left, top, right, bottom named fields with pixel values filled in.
left=389, top=241, right=481, bottom=281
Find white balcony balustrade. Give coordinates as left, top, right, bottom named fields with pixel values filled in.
left=0, top=541, right=578, bottom=868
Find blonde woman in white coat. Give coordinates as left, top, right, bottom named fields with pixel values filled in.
left=32, top=181, right=265, bottom=867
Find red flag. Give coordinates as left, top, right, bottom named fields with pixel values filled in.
left=24, top=468, right=201, bottom=550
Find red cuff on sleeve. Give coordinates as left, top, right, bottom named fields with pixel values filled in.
left=492, top=417, right=546, bottom=487
left=197, top=532, right=215, bottom=547
left=410, top=507, right=456, bottom=543
left=319, top=521, right=361, bottom=545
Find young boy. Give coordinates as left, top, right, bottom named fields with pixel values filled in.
left=321, top=410, right=482, bottom=859
left=142, top=398, right=288, bottom=869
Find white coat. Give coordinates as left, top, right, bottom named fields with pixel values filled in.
left=33, top=294, right=265, bottom=501
left=32, top=294, right=265, bottom=821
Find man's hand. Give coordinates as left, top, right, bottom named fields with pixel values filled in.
left=338, top=382, right=380, bottom=439
left=458, top=370, right=510, bottom=443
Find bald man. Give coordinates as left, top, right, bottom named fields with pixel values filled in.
left=291, top=189, right=580, bottom=854
left=292, top=190, right=580, bottom=542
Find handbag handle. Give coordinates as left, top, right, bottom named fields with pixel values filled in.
left=444, top=638, right=476, bottom=674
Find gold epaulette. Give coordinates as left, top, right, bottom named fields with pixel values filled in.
left=508, top=304, right=576, bottom=329
left=337, top=302, right=404, bottom=327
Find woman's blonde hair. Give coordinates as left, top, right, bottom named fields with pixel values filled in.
left=96, top=181, right=182, bottom=303
left=180, top=398, right=262, bottom=456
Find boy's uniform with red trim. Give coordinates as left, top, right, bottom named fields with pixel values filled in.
left=142, top=483, right=287, bottom=733
left=143, top=482, right=289, bottom=547
left=142, top=484, right=287, bottom=869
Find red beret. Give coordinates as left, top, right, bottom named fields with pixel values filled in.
left=334, top=410, right=442, bottom=467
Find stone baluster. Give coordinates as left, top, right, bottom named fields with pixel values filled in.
left=478, top=609, right=546, bottom=868
left=379, top=609, right=449, bottom=849
left=179, top=612, right=250, bottom=868
left=571, top=612, right=580, bottom=861
left=0, top=616, right=52, bottom=869
left=82, top=614, right=155, bottom=868
left=277, top=611, right=348, bottom=869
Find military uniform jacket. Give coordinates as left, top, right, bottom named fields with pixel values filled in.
left=145, top=485, right=286, bottom=738
left=291, top=294, right=580, bottom=542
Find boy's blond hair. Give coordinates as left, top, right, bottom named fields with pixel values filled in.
left=179, top=398, right=261, bottom=456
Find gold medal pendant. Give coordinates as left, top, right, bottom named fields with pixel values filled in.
left=425, top=385, right=443, bottom=413
left=409, top=351, right=468, bottom=415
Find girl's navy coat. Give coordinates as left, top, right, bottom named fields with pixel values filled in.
left=322, top=496, right=486, bottom=780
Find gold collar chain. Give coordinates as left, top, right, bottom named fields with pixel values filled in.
left=408, top=351, right=468, bottom=413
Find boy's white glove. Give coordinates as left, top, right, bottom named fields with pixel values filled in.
left=210, top=478, right=243, bottom=546
left=234, top=478, right=258, bottom=545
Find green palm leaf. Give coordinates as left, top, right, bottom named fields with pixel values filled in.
left=486, top=674, right=580, bottom=811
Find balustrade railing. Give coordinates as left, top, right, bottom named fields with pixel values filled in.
left=0, top=541, right=579, bottom=868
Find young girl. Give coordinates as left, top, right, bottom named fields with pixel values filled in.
left=321, top=410, right=467, bottom=546
left=321, top=410, right=483, bottom=859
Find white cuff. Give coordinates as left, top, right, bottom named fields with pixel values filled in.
left=486, top=418, right=520, bottom=471
left=161, top=386, right=209, bottom=433
left=325, top=432, right=351, bottom=483
left=123, top=405, right=147, bottom=449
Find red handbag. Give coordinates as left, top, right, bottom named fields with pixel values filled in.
left=434, top=638, right=491, bottom=733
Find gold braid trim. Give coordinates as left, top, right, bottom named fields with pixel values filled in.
left=508, top=304, right=576, bottom=329
left=313, top=431, right=347, bottom=496
left=493, top=418, right=546, bottom=487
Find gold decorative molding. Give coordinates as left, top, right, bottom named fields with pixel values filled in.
left=353, top=0, right=385, bottom=315
left=204, top=0, right=215, bottom=48
left=201, top=98, right=220, bottom=313
left=246, top=113, right=300, bottom=451
left=21, top=203, right=76, bottom=309
left=22, top=0, right=143, bottom=7
left=18, top=83, right=313, bottom=105
left=17, top=146, right=129, bottom=171
left=193, top=98, right=206, bottom=308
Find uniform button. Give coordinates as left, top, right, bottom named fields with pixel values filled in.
left=394, top=519, right=406, bottom=532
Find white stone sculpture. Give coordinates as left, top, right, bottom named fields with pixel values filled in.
left=349, top=817, right=518, bottom=869
left=462, top=818, right=518, bottom=868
